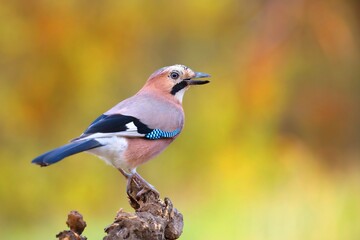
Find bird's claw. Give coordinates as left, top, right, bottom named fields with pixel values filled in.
left=135, top=185, right=160, bottom=199
left=125, top=172, right=160, bottom=200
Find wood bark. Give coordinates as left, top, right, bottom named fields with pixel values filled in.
left=57, top=175, right=183, bottom=240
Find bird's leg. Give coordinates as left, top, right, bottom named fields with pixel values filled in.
left=118, top=168, right=132, bottom=179
left=117, top=168, right=136, bottom=198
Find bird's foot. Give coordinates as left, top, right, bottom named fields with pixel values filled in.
left=127, top=173, right=160, bottom=200
left=134, top=173, right=160, bottom=199
left=118, top=168, right=160, bottom=201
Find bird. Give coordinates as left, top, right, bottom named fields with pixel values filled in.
left=32, top=64, right=210, bottom=197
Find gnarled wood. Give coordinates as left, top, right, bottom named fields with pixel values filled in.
left=104, top=174, right=183, bottom=240
left=56, top=175, right=183, bottom=240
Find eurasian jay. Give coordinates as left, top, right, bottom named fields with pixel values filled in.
left=32, top=64, right=210, bottom=196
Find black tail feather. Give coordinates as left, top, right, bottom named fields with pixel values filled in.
left=32, top=139, right=103, bottom=166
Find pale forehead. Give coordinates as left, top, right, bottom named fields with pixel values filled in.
left=172, top=64, right=189, bottom=70
left=167, top=64, right=193, bottom=73
left=149, top=64, right=193, bottom=79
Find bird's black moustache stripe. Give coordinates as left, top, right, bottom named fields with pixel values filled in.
left=170, top=81, right=188, bottom=95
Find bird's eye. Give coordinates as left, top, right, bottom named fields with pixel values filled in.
left=170, top=71, right=180, bottom=80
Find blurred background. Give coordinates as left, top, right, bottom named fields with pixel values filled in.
left=0, top=0, right=359, bottom=239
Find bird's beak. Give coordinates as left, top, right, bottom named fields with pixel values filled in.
left=186, top=72, right=211, bottom=85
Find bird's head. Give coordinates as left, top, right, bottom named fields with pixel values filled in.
left=143, top=64, right=210, bottom=103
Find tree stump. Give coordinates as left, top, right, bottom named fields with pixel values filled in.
left=57, top=175, right=184, bottom=240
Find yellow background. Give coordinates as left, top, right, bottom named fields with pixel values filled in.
left=0, top=1, right=359, bottom=239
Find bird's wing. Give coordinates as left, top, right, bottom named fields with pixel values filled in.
left=76, top=114, right=152, bottom=140
left=74, top=113, right=182, bottom=141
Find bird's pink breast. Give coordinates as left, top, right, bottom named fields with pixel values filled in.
left=123, top=138, right=174, bottom=169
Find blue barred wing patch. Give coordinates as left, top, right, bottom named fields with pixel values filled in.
left=145, top=128, right=181, bottom=140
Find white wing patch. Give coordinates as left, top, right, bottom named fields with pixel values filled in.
left=125, top=122, right=137, bottom=131
left=123, top=121, right=146, bottom=136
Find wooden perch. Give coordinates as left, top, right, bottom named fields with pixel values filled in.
left=56, top=210, right=87, bottom=240
left=57, top=175, right=183, bottom=240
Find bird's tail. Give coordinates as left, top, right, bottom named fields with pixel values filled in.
left=32, top=139, right=103, bottom=166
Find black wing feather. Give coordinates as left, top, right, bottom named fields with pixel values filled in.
left=83, top=114, right=152, bottom=135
